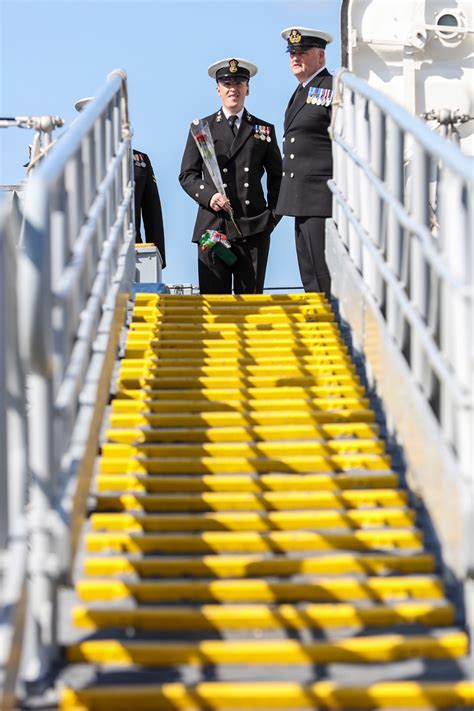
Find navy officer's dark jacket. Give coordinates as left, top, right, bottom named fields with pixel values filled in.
left=179, top=109, right=282, bottom=242
left=133, top=150, right=166, bottom=267
left=276, top=68, right=333, bottom=218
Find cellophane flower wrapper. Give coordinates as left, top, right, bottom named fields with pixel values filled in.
left=191, top=120, right=227, bottom=196
left=190, top=119, right=242, bottom=238
left=199, top=230, right=237, bottom=265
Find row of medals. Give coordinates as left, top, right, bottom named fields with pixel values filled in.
left=254, top=125, right=272, bottom=142
left=307, top=87, right=332, bottom=107
left=134, top=156, right=147, bottom=167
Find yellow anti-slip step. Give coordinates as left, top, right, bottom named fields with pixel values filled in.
left=72, top=601, right=454, bottom=630
left=126, top=328, right=343, bottom=341
left=135, top=292, right=329, bottom=302
left=75, top=575, right=444, bottom=603
left=117, top=374, right=361, bottom=390
left=82, top=552, right=434, bottom=578
left=113, top=388, right=367, bottom=404
left=128, top=317, right=339, bottom=329
left=119, top=359, right=354, bottom=375
left=84, top=528, right=422, bottom=554
left=110, top=398, right=372, bottom=416
left=108, top=408, right=375, bottom=426
left=101, top=439, right=386, bottom=459
left=127, top=322, right=341, bottom=333
left=132, top=312, right=334, bottom=325
left=114, top=382, right=366, bottom=398
left=122, top=351, right=350, bottom=364
left=105, top=422, right=380, bottom=444
left=66, top=633, right=467, bottom=665
left=118, top=365, right=356, bottom=382
left=132, top=299, right=332, bottom=309
left=95, top=471, right=400, bottom=493
left=98, top=453, right=391, bottom=475
left=132, top=303, right=334, bottom=315
left=59, top=681, right=474, bottom=710
left=128, top=322, right=346, bottom=335
left=126, top=336, right=345, bottom=350
left=89, top=508, right=415, bottom=533
left=125, top=343, right=348, bottom=359
left=94, top=487, right=404, bottom=512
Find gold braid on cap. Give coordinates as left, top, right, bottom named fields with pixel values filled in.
left=289, top=29, right=302, bottom=44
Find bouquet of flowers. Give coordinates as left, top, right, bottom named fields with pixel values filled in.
left=191, top=119, right=242, bottom=237
left=199, top=230, right=237, bottom=265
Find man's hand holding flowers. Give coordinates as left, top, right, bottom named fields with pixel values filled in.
left=209, top=192, right=231, bottom=212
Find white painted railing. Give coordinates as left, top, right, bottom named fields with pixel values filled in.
left=327, top=69, right=473, bottom=580
left=0, top=69, right=135, bottom=700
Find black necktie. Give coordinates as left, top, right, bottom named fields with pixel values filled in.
left=228, top=115, right=238, bottom=136
left=289, top=83, right=304, bottom=108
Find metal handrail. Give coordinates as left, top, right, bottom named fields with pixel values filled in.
left=333, top=69, right=473, bottom=181
left=2, top=68, right=135, bottom=691
left=328, top=68, right=473, bottom=579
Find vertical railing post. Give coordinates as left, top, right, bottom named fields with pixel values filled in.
left=385, top=120, right=405, bottom=346
left=18, top=180, right=57, bottom=683
left=0, top=207, right=8, bottom=550
left=410, top=143, right=431, bottom=394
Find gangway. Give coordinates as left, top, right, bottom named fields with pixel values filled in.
left=0, top=60, right=473, bottom=710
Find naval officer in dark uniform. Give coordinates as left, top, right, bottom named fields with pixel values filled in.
left=179, top=58, right=282, bottom=294
left=74, top=98, right=166, bottom=269
left=132, top=150, right=166, bottom=268
left=275, top=27, right=334, bottom=297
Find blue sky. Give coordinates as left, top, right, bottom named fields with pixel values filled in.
left=0, top=0, right=342, bottom=288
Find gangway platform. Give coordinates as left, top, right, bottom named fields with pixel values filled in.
left=58, top=293, right=473, bottom=710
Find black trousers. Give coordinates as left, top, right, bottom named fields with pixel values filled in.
left=295, top=216, right=331, bottom=297
left=198, top=232, right=271, bottom=295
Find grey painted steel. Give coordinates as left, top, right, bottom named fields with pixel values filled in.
left=0, top=69, right=135, bottom=692
left=328, top=69, right=473, bottom=582
left=0, top=198, right=29, bottom=707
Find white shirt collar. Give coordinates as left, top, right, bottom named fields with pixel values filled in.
left=221, top=107, right=244, bottom=124
left=301, top=64, right=327, bottom=88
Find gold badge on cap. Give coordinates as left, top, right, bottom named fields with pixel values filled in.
left=229, top=58, right=239, bottom=73
left=289, top=29, right=302, bottom=44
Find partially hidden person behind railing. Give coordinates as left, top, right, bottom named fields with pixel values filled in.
left=179, top=58, right=282, bottom=295
left=275, top=27, right=334, bottom=298
left=75, top=97, right=166, bottom=269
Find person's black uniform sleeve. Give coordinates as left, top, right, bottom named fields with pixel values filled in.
left=178, top=130, right=217, bottom=209
left=139, top=155, right=166, bottom=268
